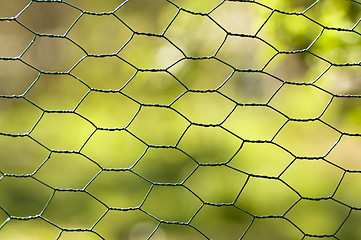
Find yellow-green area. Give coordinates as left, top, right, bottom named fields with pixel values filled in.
left=1, top=0, right=361, bottom=239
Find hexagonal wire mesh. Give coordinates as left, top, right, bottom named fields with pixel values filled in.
left=0, top=0, right=361, bottom=239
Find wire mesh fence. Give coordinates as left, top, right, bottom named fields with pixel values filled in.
left=0, top=0, right=361, bottom=239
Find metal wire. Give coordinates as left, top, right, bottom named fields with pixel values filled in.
left=0, top=0, right=361, bottom=239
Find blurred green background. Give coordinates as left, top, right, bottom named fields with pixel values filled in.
left=0, top=0, right=361, bottom=239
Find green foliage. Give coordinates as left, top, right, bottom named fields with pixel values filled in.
left=1, top=0, right=361, bottom=239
